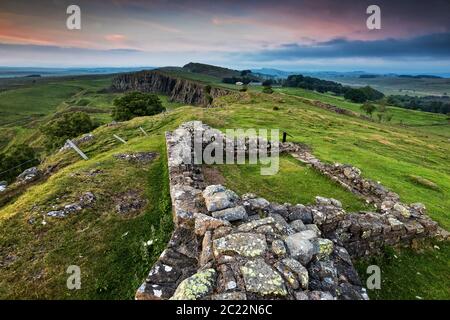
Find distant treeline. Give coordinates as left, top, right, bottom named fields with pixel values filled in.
left=283, top=74, right=385, bottom=103
left=398, top=75, right=442, bottom=79
left=387, top=95, right=450, bottom=114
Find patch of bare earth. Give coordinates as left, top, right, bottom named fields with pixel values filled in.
left=203, top=166, right=226, bottom=186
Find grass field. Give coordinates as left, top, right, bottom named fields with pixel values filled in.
left=0, top=74, right=448, bottom=300
left=0, top=76, right=183, bottom=153
left=0, top=117, right=177, bottom=299
left=277, top=87, right=450, bottom=137
left=210, top=155, right=370, bottom=213
left=323, top=75, right=450, bottom=96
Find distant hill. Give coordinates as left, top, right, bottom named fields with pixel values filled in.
left=251, top=68, right=294, bottom=78
left=182, top=62, right=241, bottom=78
left=0, top=67, right=155, bottom=79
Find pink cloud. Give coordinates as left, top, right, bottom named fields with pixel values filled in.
left=105, top=34, right=126, bottom=41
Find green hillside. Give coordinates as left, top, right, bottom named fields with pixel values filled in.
left=0, top=72, right=448, bottom=300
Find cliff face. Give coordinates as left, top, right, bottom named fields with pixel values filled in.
left=111, top=70, right=231, bottom=106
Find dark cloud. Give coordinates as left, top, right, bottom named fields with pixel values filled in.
left=240, top=33, right=450, bottom=61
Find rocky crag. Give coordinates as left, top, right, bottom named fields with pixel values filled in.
left=135, top=121, right=445, bottom=300
left=111, top=70, right=231, bottom=106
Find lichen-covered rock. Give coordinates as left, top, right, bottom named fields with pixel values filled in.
left=284, top=235, right=314, bottom=265
left=237, top=217, right=275, bottom=232
left=288, top=204, right=313, bottom=224
left=240, top=259, right=287, bottom=296
left=343, top=166, right=361, bottom=179
left=288, top=230, right=318, bottom=241
left=393, top=203, right=411, bottom=218
left=213, top=233, right=267, bottom=258
left=243, top=197, right=270, bottom=213
left=203, top=185, right=239, bottom=212
left=194, top=212, right=231, bottom=236
left=199, top=231, right=214, bottom=266
left=271, top=240, right=287, bottom=256
left=273, top=261, right=300, bottom=289
left=312, top=238, right=334, bottom=260
left=254, top=225, right=275, bottom=234
left=388, top=216, right=404, bottom=230
left=315, top=196, right=332, bottom=206
left=410, top=203, right=426, bottom=214
left=290, top=219, right=306, bottom=232
left=282, top=258, right=309, bottom=289
left=211, top=292, right=247, bottom=300
left=171, top=269, right=216, bottom=300
left=211, top=205, right=247, bottom=221
left=270, top=213, right=294, bottom=235
left=307, top=290, right=336, bottom=300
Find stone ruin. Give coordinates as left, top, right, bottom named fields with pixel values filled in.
left=135, top=121, right=446, bottom=300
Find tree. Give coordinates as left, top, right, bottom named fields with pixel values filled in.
left=40, top=112, right=95, bottom=150
left=359, top=86, right=384, bottom=101
left=361, top=102, right=376, bottom=117
left=112, top=92, right=165, bottom=121
left=345, top=88, right=368, bottom=103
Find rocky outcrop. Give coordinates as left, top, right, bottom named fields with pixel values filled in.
left=16, top=167, right=42, bottom=184
left=46, top=192, right=96, bottom=218
left=111, top=70, right=232, bottom=106
left=114, top=152, right=158, bottom=164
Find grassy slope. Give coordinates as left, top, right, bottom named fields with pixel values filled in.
left=277, top=87, right=450, bottom=138
left=0, top=76, right=448, bottom=300
left=324, top=75, right=450, bottom=96
left=0, top=109, right=202, bottom=299
left=0, top=76, right=182, bottom=153
left=355, top=243, right=450, bottom=300
left=201, top=92, right=449, bottom=230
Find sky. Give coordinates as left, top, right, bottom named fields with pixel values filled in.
left=0, top=0, right=449, bottom=73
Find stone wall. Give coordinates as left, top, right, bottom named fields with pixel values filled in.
left=281, top=142, right=446, bottom=257
left=136, top=121, right=445, bottom=300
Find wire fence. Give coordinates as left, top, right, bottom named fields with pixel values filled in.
left=0, top=158, right=38, bottom=177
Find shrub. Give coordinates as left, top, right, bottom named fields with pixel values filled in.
left=361, top=102, right=377, bottom=116
left=262, top=86, right=274, bottom=94
left=112, top=92, right=165, bottom=121
left=385, top=113, right=393, bottom=122
left=40, top=112, right=95, bottom=150
left=239, top=85, right=248, bottom=92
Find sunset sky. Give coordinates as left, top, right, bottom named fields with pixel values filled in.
left=1, top=0, right=449, bottom=72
